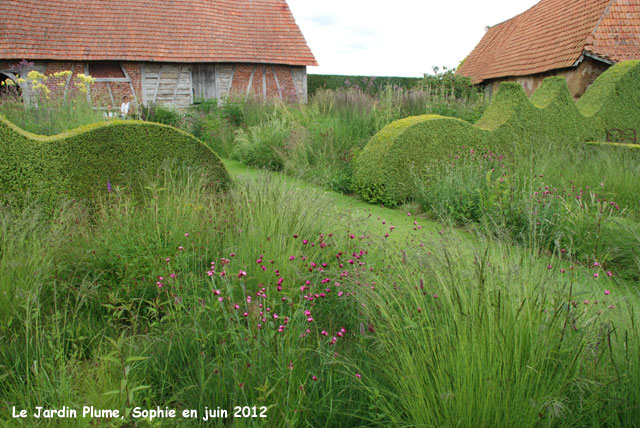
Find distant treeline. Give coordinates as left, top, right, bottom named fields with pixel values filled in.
left=308, top=74, right=423, bottom=96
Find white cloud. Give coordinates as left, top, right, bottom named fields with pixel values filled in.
left=287, top=0, right=540, bottom=77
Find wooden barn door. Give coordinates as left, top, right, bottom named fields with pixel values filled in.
left=192, top=64, right=217, bottom=101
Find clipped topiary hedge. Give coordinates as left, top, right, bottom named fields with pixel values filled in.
left=308, top=74, right=422, bottom=96
left=354, top=60, right=640, bottom=206
left=0, top=116, right=231, bottom=207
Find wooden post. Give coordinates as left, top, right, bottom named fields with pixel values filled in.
left=262, top=65, right=267, bottom=98
left=246, top=66, right=256, bottom=99
left=272, top=65, right=282, bottom=100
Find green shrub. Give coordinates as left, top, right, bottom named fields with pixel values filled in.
left=144, top=103, right=184, bottom=128
left=0, top=116, right=231, bottom=208
left=354, top=61, right=640, bottom=206
left=231, top=117, right=294, bottom=170
left=577, top=60, right=640, bottom=138
left=353, top=114, right=486, bottom=205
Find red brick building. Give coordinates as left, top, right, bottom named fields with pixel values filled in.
left=457, top=0, right=640, bottom=99
left=0, top=0, right=317, bottom=107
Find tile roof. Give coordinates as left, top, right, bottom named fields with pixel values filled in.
left=0, top=0, right=317, bottom=66
left=457, top=0, right=640, bottom=84
left=586, top=0, right=640, bottom=62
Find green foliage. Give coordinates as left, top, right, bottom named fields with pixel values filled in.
left=0, top=116, right=231, bottom=208
left=2, top=168, right=638, bottom=427
left=231, top=117, right=296, bottom=170
left=423, top=65, right=480, bottom=100
left=577, top=60, right=640, bottom=137
left=353, top=114, right=486, bottom=205
left=586, top=141, right=640, bottom=150
left=354, top=61, right=640, bottom=207
left=143, top=103, right=184, bottom=128
left=413, top=145, right=640, bottom=279
left=308, top=74, right=422, bottom=96
left=0, top=93, right=105, bottom=136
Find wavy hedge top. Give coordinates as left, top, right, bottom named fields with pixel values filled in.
left=353, top=60, right=640, bottom=206
left=0, top=116, right=231, bottom=207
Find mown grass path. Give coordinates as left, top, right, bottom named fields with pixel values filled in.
left=223, top=158, right=638, bottom=309
left=223, top=158, right=463, bottom=246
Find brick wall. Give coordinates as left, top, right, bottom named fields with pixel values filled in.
left=41, top=61, right=143, bottom=108
left=2, top=60, right=305, bottom=106
left=230, top=63, right=302, bottom=102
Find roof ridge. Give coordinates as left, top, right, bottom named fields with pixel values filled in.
left=589, top=0, right=616, bottom=40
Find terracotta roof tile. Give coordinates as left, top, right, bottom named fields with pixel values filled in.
left=457, top=0, right=640, bottom=84
left=0, top=0, right=317, bottom=66
left=585, top=0, right=640, bottom=61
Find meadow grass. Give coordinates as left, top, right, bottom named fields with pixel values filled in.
left=414, top=141, right=640, bottom=281
left=1, top=165, right=638, bottom=427
left=0, top=95, right=105, bottom=136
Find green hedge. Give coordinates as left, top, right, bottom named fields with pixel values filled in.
left=354, top=60, right=640, bottom=206
left=0, top=116, right=231, bottom=208
left=308, top=74, right=422, bottom=96
left=586, top=141, right=640, bottom=150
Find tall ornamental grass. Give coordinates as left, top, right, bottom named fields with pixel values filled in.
left=415, top=143, right=640, bottom=280
left=1, top=165, right=638, bottom=427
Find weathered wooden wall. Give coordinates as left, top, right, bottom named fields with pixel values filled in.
left=142, top=63, right=193, bottom=107
left=0, top=60, right=308, bottom=108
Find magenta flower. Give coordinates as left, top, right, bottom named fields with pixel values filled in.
left=356, top=373, right=362, bottom=378
left=238, top=270, right=247, bottom=278
left=604, top=289, right=611, bottom=295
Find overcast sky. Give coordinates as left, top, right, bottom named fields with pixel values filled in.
left=287, top=0, right=540, bottom=77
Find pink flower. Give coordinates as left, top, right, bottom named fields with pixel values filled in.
left=593, top=273, right=599, bottom=278
left=312, top=376, right=317, bottom=381
left=238, top=270, right=247, bottom=278
left=607, top=271, right=613, bottom=277
left=289, top=256, right=295, bottom=261
left=356, top=373, right=362, bottom=378
left=604, top=289, right=611, bottom=295
left=184, top=233, right=189, bottom=237
left=178, top=246, right=184, bottom=251
left=547, top=265, right=552, bottom=270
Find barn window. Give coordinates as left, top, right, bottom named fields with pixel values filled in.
left=89, top=62, right=126, bottom=78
